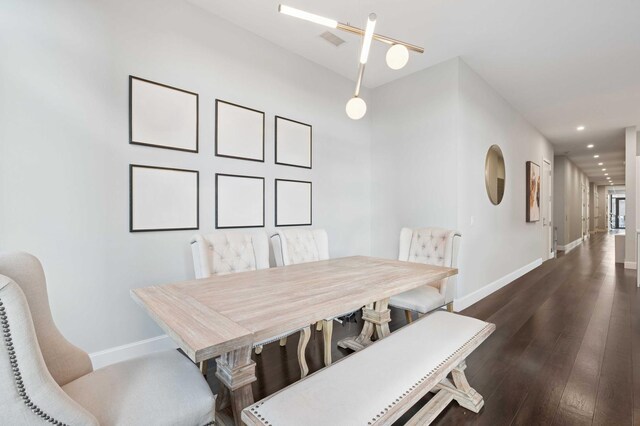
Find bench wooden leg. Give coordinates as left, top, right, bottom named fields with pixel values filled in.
left=215, top=345, right=256, bottom=426
left=316, top=320, right=323, bottom=331
left=298, top=326, right=311, bottom=378
left=199, top=359, right=208, bottom=376
left=405, top=310, right=413, bottom=324
left=408, top=361, right=483, bottom=425
left=322, top=319, right=333, bottom=366
left=337, top=298, right=391, bottom=352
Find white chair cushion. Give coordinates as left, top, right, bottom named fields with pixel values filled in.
left=272, top=229, right=329, bottom=266
left=62, top=350, right=214, bottom=426
left=244, top=312, right=491, bottom=426
left=404, top=228, right=451, bottom=266
left=389, top=284, right=445, bottom=313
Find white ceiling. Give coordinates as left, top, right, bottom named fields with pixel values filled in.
left=189, top=0, right=640, bottom=185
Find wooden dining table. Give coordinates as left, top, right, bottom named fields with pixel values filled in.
left=131, top=255, right=457, bottom=426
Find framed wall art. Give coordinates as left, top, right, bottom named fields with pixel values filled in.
left=526, top=161, right=541, bottom=222
left=275, top=116, right=312, bottom=169
left=215, top=173, right=265, bottom=229
left=215, top=100, right=265, bottom=162
left=129, top=76, right=199, bottom=153
left=275, top=179, right=312, bottom=227
left=129, top=164, right=199, bottom=232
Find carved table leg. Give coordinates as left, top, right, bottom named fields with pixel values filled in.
left=215, top=345, right=256, bottom=426
left=337, top=298, right=391, bottom=352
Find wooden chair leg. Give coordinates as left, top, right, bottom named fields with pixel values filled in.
left=279, top=337, right=287, bottom=346
left=316, top=321, right=323, bottom=331
left=254, top=345, right=263, bottom=355
left=322, top=319, right=334, bottom=366
left=297, top=326, right=311, bottom=378
left=405, top=310, right=413, bottom=323
left=199, top=359, right=208, bottom=376
left=447, top=302, right=454, bottom=312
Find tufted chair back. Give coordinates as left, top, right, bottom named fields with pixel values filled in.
left=398, top=228, right=461, bottom=302
left=190, top=231, right=270, bottom=278
left=0, top=252, right=93, bottom=387
left=271, top=229, right=329, bottom=266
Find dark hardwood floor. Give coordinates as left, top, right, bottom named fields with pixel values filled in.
left=204, top=232, right=639, bottom=425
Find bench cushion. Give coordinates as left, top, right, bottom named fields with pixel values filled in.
left=243, top=311, right=493, bottom=426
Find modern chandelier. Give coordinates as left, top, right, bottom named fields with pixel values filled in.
left=278, top=5, right=424, bottom=120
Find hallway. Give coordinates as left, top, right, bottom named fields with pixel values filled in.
left=432, top=232, right=639, bottom=425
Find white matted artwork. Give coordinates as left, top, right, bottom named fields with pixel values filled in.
left=215, top=100, right=265, bottom=162
left=275, top=116, right=312, bottom=169
left=216, top=174, right=265, bottom=228
left=129, top=76, right=199, bottom=152
left=275, top=179, right=312, bottom=226
left=130, top=165, right=199, bottom=232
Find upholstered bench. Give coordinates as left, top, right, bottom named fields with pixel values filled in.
left=242, top=311, right=495, bottom=426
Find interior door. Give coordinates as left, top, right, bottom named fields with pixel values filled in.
left=543, top=160, right=553, bottom=259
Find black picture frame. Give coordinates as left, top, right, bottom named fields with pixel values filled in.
left=129, top=76, right=199, bottom=153
left=275, top=178, right=312, bottom=227
left=275, top=115, right=312, bottom=169
left=215, top=173, right=266, bottom=229
left=215, top=99, right=265, bottom=163
left=129, top=164, right=200, bottom=232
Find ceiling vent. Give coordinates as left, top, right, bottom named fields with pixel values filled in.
left=319, top=31, right=346, bottom=47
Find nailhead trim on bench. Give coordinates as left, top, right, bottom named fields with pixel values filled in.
left=366, top=324, right=491, bottom=424
left=249, top=323, right=493, bottom=426
left=0, top=298, right=69, bottom=426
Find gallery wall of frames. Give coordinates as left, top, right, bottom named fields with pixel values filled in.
left=128, top=75, right=313, bottom=232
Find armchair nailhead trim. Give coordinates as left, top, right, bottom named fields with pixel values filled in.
left=0, top=298, right=69, bottom=426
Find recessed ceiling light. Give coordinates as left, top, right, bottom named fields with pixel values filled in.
left=577, top=126, right=585, bottom=131
left=605, top=173, right=609, bottom=176
left=602, top=168, right=606, bottom=171
left=598, top=162, right=603, bottom=166
left=587, top=144, right=594, bottom=148
left=594, top=155, right=600, bottom=158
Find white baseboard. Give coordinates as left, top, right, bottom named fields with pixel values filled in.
left=89, top=334, right=177, bottom=369
left=557, top=237, right=582, bottom=253
left=624, top=261, right=637, bottom=270
left=453, top=258, right=543, bottom=312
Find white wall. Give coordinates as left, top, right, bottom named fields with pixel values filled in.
left=370, top=58, right=554, bottom=307
left=553, top=156, right=590, bottom=247
left=369, top=59, right=460, bottom=258
left=0, top=0, right=372, bottom=353
left=456, top=60, right=554, bottom=302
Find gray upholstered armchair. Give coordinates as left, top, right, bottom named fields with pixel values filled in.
left=0, top=252, right=215, bottom=425
left=389, top=228, right=461, bottom=322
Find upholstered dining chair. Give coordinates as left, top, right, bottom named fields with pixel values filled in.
left=389, top=228, right=461, bottom=323
left=271, top=228, right=346, bottom=367
left=0, top=252, right=215, bottom=426
left=190, top=231, right=312, bottom=377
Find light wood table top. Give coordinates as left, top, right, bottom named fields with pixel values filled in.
left=131, top=256, right=457, bottom=363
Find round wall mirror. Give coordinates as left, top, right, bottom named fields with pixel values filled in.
left=485, top=145, right=505, bottom=205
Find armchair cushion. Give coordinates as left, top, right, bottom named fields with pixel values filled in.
left=389, top=285, right=445, bottom=314
left=272, top=229, right=329, bottom=266
left=62, top=350, right=215, bottom=426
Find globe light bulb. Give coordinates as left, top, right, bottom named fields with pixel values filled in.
left=386, top=44, right=409, bottom=70
left=346, top=96, right=367, bottom=120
